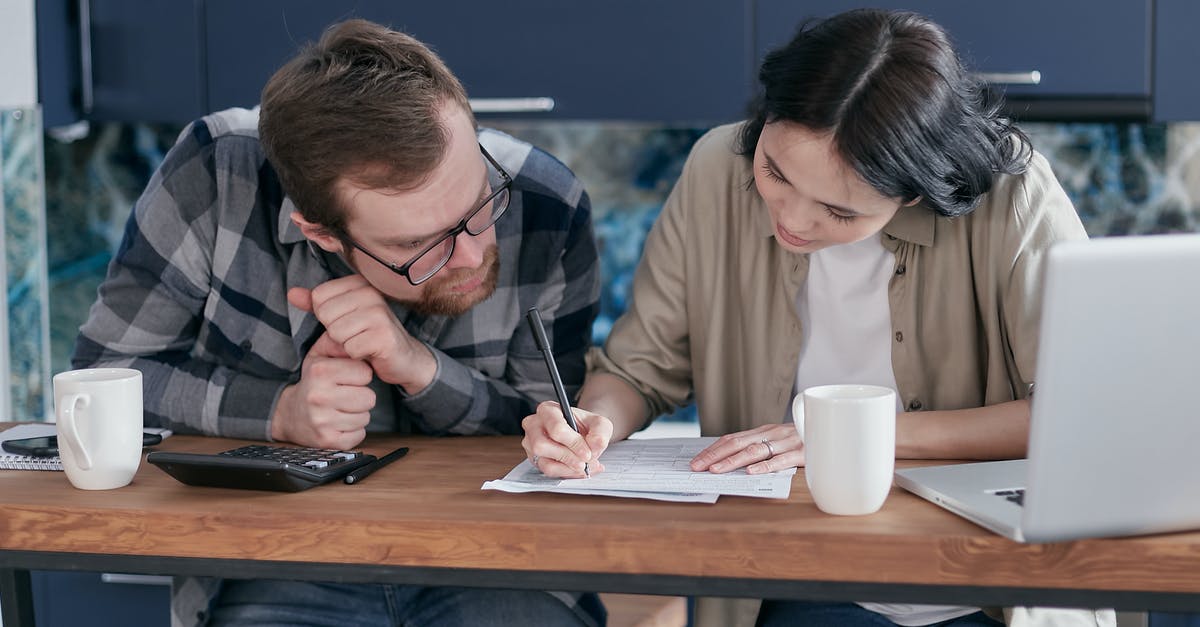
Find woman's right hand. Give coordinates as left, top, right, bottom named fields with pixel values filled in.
left=521, top=401, right=613, bottom=478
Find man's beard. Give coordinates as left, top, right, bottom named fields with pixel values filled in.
left=403, top=244, right=501, bottom=317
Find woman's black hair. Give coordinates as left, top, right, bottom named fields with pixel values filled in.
left=738, top=9, right=1031, bottom=217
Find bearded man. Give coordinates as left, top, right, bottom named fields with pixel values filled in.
left=72, top=19, right=601, bottom=627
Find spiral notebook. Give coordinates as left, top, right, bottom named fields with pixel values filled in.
left=0, top=423, right=62, bottom=470
left=1, top=423, right=172, bottom=471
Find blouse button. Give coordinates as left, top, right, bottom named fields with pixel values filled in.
left=908, top=399, right=924, bottom=411
left=895, top=264, right=906, bottom=276
left=894, top=331, right=904, bottom=342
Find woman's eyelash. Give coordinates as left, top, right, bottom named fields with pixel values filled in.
left=761, top=163, right=786, bottom=183
left=824, top=207, right=855, bottom=224
left=761, top=162, right=854, bottom=224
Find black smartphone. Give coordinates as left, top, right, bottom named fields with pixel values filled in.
left=2, top=433, right=164, bottom=457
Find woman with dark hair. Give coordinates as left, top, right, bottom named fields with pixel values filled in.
left=523, top=8, right=1093, bottom=626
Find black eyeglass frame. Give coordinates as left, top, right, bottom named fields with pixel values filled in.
left=348, top=143, right=513, bottom=286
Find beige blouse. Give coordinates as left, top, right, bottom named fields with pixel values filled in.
left=588, top=123, right=1088, bottom=627
left=590, top=123, right=1087, bottom=437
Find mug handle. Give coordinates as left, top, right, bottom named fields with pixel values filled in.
left=57, top=393, right=93, bottom=470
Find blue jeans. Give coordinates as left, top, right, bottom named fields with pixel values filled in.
left=755, top=600, right=1004, bottom=627
left=205, top=580, right=605, bottom=627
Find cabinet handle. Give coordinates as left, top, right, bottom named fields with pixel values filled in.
left=100, top=573, right=173, bottom=586
left=468, top=97, right=556, bottom=113
left=78, top=0, right=94, bottom=114
left=974, top=71, right=1042, bottom=86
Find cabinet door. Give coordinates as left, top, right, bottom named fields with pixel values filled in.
left=36, top=0, right=80, bottom=127
left=1154, top=0, right=1200, bottom=121
left=206, top=0, right=751, bottom=123
left=755, top=1, right=1150, bottom=99
left=86, top=0, right=206, bottom=122
left=31, top=571, right=169, bottom=627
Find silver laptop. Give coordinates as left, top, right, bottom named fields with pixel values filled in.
left=895, top=233, right=1200, bottom=543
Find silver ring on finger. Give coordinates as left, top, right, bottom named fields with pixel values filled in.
left=761, top=438, right=776, bottom=457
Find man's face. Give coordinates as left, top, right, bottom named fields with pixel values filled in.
left=323, top=102, right=502, bottom=316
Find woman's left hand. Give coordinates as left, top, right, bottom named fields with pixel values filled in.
left=690, top=423, right=805, bottom=474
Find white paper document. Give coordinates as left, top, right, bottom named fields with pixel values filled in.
left=482, top=437, right=795, bottom=502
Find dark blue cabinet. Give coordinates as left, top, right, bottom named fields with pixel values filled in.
left=38, top=0, right=753, bottom=125
left=30, top=571, right=169, bottom=627
left=37, top=0, right=205, bottom=126
left=755, top=0, right=1153, bottom=119
left=32, top=1, right=1200, bottom=126
left=86, top=1, right=206, bottom=122
left=1153, top=0, right=1200, bottom=122
left=204, top=0, right=752, bottom=124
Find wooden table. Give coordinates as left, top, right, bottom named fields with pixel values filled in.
left=3, top=430, right=1200, bottom=627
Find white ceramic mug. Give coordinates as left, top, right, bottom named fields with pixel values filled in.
left=54, top=368, right=144, bottom=490
left=793, top=384, right=896, bottom=515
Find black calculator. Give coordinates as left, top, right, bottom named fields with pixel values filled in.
left=147, top=445, right=377, bottom=492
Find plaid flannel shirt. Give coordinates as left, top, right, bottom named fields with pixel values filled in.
left=71, top=107, right=601, bottom=626
left=74, top=107, right=599, bottom=439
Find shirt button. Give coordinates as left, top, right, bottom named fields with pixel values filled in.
left=894, top=331, right=904, bottom=342
left=895, top=264, right=906, bottom=276
left=908, top=399, right=924, bottom=411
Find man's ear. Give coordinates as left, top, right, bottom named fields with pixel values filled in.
left=290, top=212, right=344, bottom=254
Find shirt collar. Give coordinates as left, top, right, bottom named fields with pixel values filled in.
left=881, top=203, right=936, bottom=247
left=278, top=196, right=306, bottom=245
left=277, top=195, right=357, bottom=277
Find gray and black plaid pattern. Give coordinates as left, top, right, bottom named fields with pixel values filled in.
left=72, top=107, right=600, bottom=443
left=74, top=109, right=602, bottom=625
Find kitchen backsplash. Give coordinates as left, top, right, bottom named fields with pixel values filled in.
left=1, top=108, right=50, bottom=423
left=4, top=117, right=1199, bottom=421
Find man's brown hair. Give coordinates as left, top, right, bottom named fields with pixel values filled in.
left=259, top=18, right=471, bottom=238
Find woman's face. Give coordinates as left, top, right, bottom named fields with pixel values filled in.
left=754, top=121, right=909, bottom=254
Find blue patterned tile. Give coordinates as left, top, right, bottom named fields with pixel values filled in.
left=44, top=122, right=182, bottom=380
left=1024, top=122, right=1200, bottom=235
left=40, top=119, right=1200, bottom=427
left=1, top=108, right=50, bottom=422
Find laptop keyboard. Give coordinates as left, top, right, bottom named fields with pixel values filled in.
left=993, top=488, right=1025, bottom=506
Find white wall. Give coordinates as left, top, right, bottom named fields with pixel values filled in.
left=0, top=0, right=38, bottom=108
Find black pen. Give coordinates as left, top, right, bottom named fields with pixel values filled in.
left=525, top=307, right=590, bottom=477
left=344, top=446, right=409, bottom=484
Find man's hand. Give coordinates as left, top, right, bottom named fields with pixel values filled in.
left=288, top=275, right=437, bottom=394
left=270, top=331, right=376, bottom=450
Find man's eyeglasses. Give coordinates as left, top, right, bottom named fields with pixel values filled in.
left=349, top=144, right=512, bottom=286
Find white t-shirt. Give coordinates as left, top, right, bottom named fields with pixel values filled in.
left=794, top=235, right=977, bottom=626
left=793, top=235, right=902, bottom=410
